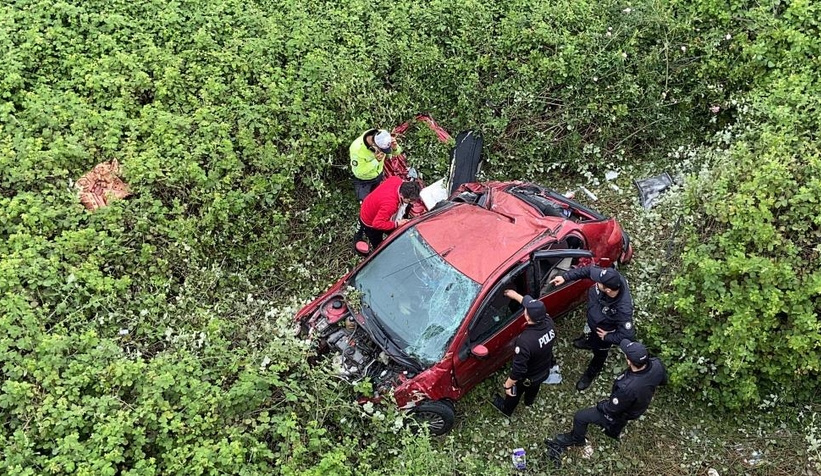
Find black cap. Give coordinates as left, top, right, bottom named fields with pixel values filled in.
left=592, top=267, right=622, bottom=290
left=620, top=339, right=648, bottom=365
left=523, top=295, right=547, bottom=322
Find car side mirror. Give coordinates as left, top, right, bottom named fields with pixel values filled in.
left=471, top=344, right=489, bottom=359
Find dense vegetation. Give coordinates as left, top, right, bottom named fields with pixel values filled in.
left=0, top=0, right=818, bottom=474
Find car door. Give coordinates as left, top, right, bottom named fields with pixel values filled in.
left=451, top=262, right=533, bottom=392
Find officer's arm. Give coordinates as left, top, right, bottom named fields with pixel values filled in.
left=603, top=302, right=636, bottom=345
left=658, top=359, right=669, bottom=386
left=508, top=345, right=531, bottom=382
left=598, top=387, right=635, bottom=417
left=561, top=265, right=593, bottom=283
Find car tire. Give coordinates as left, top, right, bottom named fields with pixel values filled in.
left=410, top=400, right=455, bottom=436
left=618, top=231, right=633, bottom=265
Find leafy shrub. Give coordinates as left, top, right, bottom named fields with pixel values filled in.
left=652, top=0, right=821, bottom=408
left=2, top=0, right=816, bottom=472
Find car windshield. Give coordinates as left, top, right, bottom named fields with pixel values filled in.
left=352, top=227, right=480, bottom=366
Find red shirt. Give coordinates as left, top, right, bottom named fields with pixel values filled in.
left=360, top=176, right=403, bottom=231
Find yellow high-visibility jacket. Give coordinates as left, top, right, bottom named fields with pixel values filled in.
left=349, top=130, right=402, bottom=180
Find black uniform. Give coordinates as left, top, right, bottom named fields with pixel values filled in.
left=562, top=266, right=635, bottom=376
left=569, top=357, right=667, bottom=441
left=498, top=317, right=556, bottom=416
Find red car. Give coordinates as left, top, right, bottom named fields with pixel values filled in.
left=295, top=181, right=633, bottom=435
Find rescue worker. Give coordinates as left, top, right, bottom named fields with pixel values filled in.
left=548, top=339, right=667, bottom=449
left=350, top=129, right=402, bottom=201
left=359, top=176, right=420, bottom=249
left=549, top=266, right=634, bottom=391
left=492, top=290, right=556, bottom=417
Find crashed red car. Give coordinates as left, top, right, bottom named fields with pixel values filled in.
left=295, top=181, right=633, bottom=435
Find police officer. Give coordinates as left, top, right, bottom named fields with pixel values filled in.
left=550, top=266, right=634, bottom=391
left=491, top=290, right=556, bottom=417
left=548, top=339, right=667, bottom=449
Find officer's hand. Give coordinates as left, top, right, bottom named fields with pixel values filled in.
left=390, top=138, right=399, bottom=149
left=595, top=327, right=613, bottom=339
left=503, top=289, right=520, bottom=301
left=550, top=276, right=565, bottom=286
left=397, top=218, right=410, bottom=227
left=505, top=386, right=516, bottom=397
left=375, top=151, right=387, bottom=161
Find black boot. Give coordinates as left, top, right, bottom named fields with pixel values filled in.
left=491, top=395, right=512, bottom=417
left=572, top=334, right=592, bottom=350
left=575, top=368, right=599, bottom=391
left=553, top=432, right=585, bottom=447
left=545, top=439, right=566, bottom=469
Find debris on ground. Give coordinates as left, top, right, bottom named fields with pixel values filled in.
left=633, top=172, right=673, bottom=209
left=579, top=186, right=598, bottom=201
left=543, top=365, right=562, bottom=385
left=76, top=159, right=131, bottom=210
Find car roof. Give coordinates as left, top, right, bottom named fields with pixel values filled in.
left=414, top=183, right=563, bottom=283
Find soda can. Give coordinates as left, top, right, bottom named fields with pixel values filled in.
left=512, top=447, right=526, bottom=470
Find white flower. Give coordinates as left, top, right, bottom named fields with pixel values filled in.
left=623, top=7, right=632, bottom=13
left=725, top=33, right=732, bottom=40
left=606, top=31, right=612, bottom=37
left=593, top=76, right=598, bottom=82
left=710, top=105, right=721, bottom=114
left=681, top=46, right=687, bottom=52
left=621, top=52, right=628, bottom=59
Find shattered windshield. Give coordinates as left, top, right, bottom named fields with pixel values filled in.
left=352, top=227, right=480, bottom=366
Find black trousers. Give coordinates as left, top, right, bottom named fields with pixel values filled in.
left=359, top=219, right=387, bottom=249
left=501, top=380, right=541, bottom=416
left=571, top=406, right=628, bottom=442
left=583, top=330, right=612, bottom=375
left=352, top=173, right=384, bottom=201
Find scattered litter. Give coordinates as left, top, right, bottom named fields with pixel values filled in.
left=420, top=178, right=448, bottom=210
left=543, top=365, right=562, bottom=385
left=511, top=448, right=526, bottom=470
left=605, top=170, right=620, bottom=181
left=743, top=449, right=764, bottom=467
left=633, top=172, right=673, bottom=209
left=76, top=159, right=132, bottom=210
left=118, top=328, right=129, bottom=336
left=707, top=469, right=719, bottom=476
left=579, top=186, right=598, bottom=201
left=608, top=183, right=621, bottom=192
left=581, top=444, right=594, bottom=459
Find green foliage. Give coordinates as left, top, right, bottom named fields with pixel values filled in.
left=667, top=142, right=820, bottom=407
left=656, top=0, right=821, bottom=408
left=1, top=0, right=818, bottom=472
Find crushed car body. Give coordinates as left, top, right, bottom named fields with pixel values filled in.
left=296, top=181, right=633, bottom=435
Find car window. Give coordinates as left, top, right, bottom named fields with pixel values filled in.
left=469, top=264, right=530, bottom=343
left=353, top=228, right=481, bottom=366
left=535, top=237, right=588, bottom=296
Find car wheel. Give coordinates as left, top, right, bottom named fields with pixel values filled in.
left=410, top=400, right=455, bottom=436
left=618, top=231, right=634, bottom=265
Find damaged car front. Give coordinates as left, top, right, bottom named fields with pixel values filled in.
left=295, top=227, right=480, bottom=430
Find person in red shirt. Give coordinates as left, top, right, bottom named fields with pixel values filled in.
left=359, top=176, right=421, bottom=248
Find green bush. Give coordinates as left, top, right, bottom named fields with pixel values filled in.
left=3, top=0, right=816, bottom=472
left=653, top=0, right=821, bottom=408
